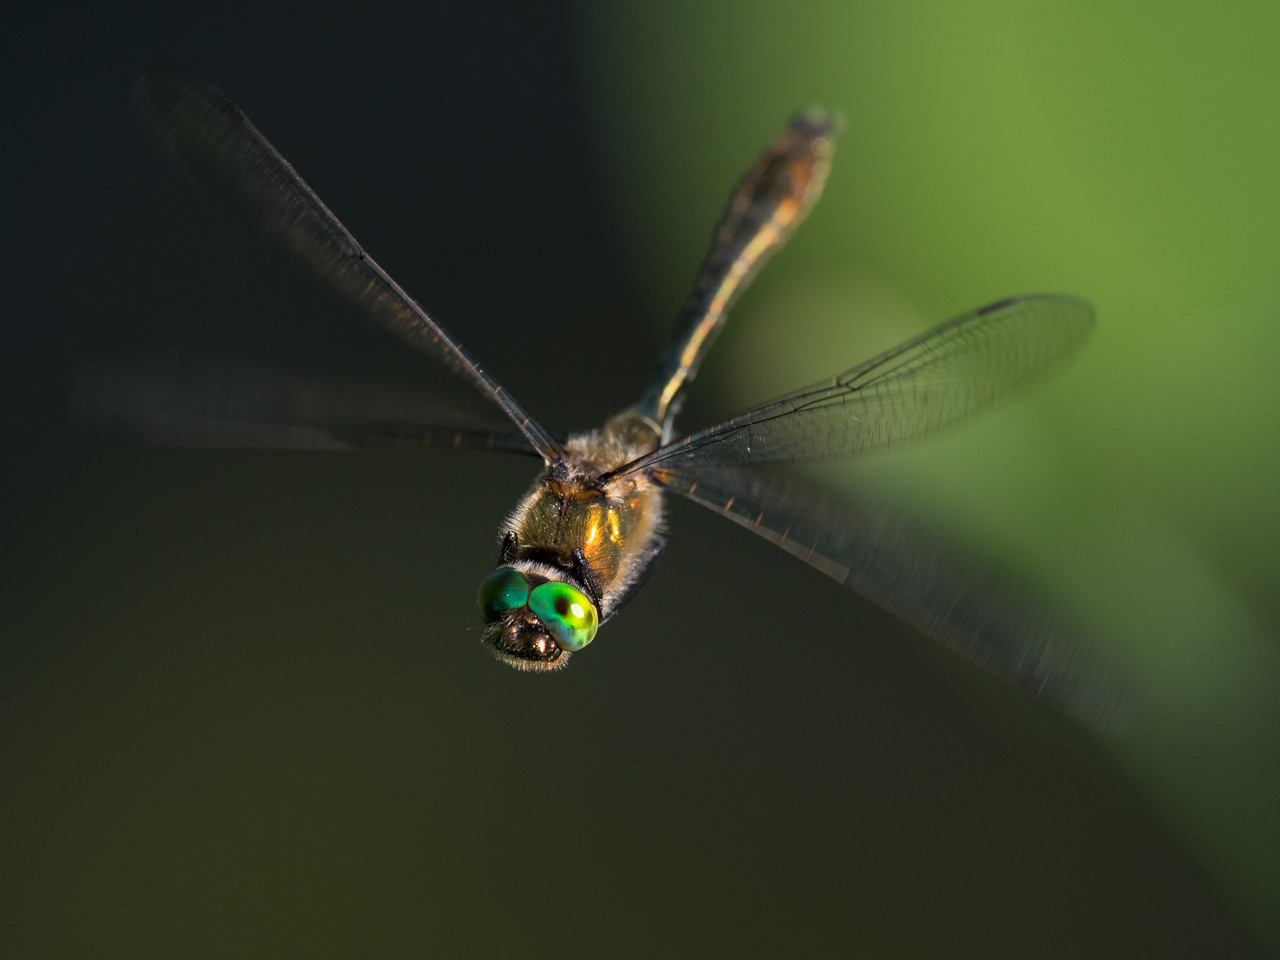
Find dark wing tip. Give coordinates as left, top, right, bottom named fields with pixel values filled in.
left=975, top=292, right=1096, bottom=322
left=976, top=296, right=1020, bottom=317
left=973, top=294, right=1097, bottom=358
left=133, top=65, right=243, bottom=155
left=134, top=63, right=194, bottom=119
left=135, top=62, right=214, bottom=105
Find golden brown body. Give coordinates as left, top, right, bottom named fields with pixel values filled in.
left=485, top=116, right=835, bottom=669
left=502, top=411, right=666, bottom=622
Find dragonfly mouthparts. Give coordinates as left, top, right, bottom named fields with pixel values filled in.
left=484, top=608, right=568, bottom=673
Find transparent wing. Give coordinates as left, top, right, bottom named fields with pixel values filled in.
left=74, top=355, right=538, bottom=455
left=656, top=466, right=1140, bottom=729
left=614, top=295, right=1093, bottom=477
left=136, top=67, right=564, bottom=466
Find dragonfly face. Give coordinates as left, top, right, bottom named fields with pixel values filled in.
left=477, top=567, right=598, bottom=669
left=101, top=68, right=1140, bottom=728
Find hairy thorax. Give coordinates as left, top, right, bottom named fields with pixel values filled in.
left=502, top=411, right=666, bottom=616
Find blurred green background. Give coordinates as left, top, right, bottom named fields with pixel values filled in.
left=585, top=0, right=1280, bottom=947
left=1, top=1, right=1277, bottom=956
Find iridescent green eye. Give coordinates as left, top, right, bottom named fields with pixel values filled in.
left=477, top=567, right=529, bottom=623
left=528, top=581, right=598, bottom=652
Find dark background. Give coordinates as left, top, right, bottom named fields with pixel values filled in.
left=0, top=2, right=1273, bottom=957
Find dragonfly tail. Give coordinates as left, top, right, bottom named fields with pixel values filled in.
left=634, top=109, right=839, bottom=427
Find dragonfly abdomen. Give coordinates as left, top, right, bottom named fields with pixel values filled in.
left=636, top=110, right=838, bottom=426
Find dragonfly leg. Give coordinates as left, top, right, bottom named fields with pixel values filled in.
left=570, top=548, right=605, bottom=611
left=498, top=531, right=519, bottom=565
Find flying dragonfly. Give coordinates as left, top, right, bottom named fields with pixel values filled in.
left=89, top=67, right=1137, bottom=728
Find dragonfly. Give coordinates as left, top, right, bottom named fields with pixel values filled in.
left=89, top=67, right=1137, bottom=728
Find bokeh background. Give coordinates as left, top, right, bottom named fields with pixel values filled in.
left=2, top=1, right=1277, bottom=956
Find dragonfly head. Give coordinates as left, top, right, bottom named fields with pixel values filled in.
left=476, top=566, right=598, bottom=671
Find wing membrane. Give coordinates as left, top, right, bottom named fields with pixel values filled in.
left=617, top=294, right=1093, bottom=476
left=74, top=356, right=538, bottom=455
left=656, top=466, right=1139, bottom=729
left=135, top=67, right=563, bottom=465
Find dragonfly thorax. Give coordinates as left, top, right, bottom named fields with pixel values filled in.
left=480, top=413, right=667, bottom=670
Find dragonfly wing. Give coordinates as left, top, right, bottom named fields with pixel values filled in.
left=617, top=294, right=1093, bottom=476
left=656, top=465, right=1140, bottom=729
left=135, top=67, right=564, bottom=465
left=74, top=355, right=539, bottom=455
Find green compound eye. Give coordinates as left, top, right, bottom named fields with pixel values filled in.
left=528, top=581, right=599, bottom=652
left=477, top=567, right=529, bottom=623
